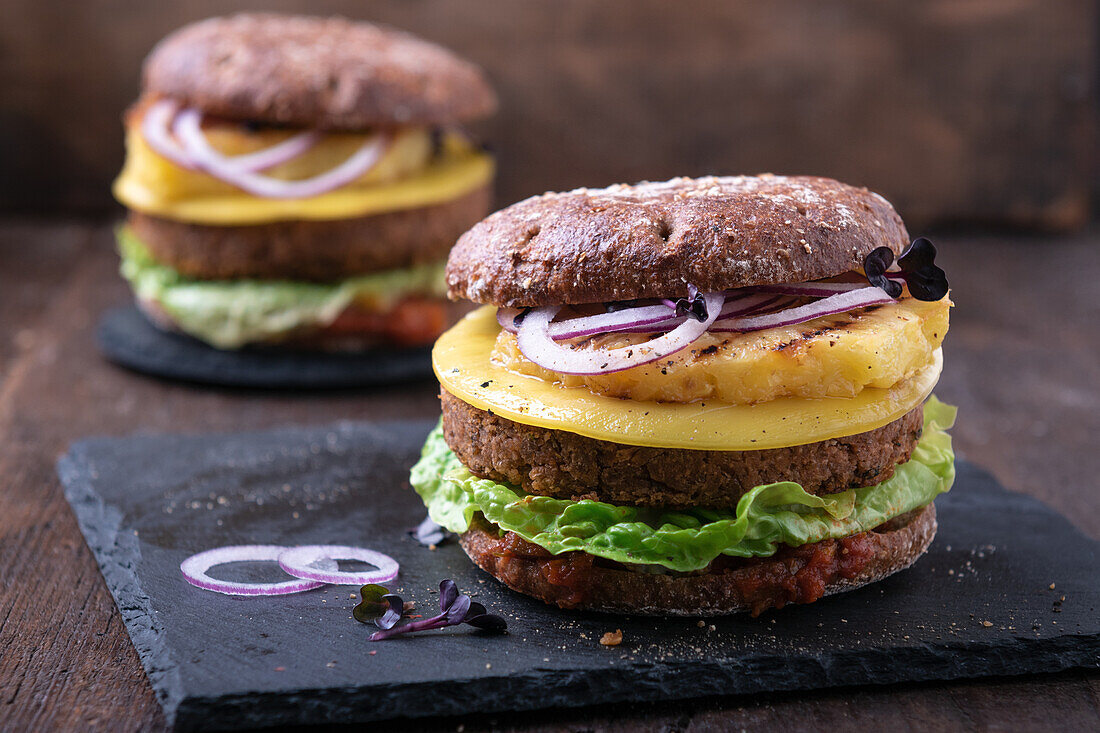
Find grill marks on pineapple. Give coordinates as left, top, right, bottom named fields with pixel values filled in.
left=492, top=296, right=950, bottom=405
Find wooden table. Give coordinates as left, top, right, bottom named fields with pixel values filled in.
left=1, top=221, right=1097, bottom=730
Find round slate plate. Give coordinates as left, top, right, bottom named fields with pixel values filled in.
left=96, top=305, right=435, bottom=389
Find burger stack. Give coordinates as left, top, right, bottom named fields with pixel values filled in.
left=413, top=175, right=956, bottom=616
left=113, top=14, right=496, bottom=350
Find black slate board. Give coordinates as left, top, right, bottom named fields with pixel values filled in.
left=96, top=305, right=434, bottom=389
left=58, top=420, right=1100, bottom=731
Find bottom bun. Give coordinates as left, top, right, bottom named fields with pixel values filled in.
left=459, top=503, right=936, bottom=617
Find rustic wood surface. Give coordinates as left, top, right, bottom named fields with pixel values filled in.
left=1, top=221, right=1098, bottom=730
left=0, top=0, right=1095, bottom=229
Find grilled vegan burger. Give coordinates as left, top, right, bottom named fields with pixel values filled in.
left=112, top=14, right=496, bottom=349
left=412, top=175, right=956, bottom=616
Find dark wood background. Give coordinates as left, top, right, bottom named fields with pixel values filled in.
left=0, top=0, right=1095, bottom=229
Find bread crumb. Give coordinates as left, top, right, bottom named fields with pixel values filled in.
left=697, top=620, right=706, bottom=628
left=982, top=621, right=993, bottom=627
left=1049, top=583, right=1056, bottom=590
left=600, top=629, right=623, bottom=646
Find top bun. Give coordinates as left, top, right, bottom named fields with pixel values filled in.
left=446, top=175, right=909, bottom=307
left=142, top=13, right=497, bottom=129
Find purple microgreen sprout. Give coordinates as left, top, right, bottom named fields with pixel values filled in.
left=674, top=284, right=709, bottom=321
left=863, top=238, right=948, bottom=302
left=408, top=514, right=451, bottom=547
left=366, top=579, right=508, bottom=641
left=863, top=246, right=904, bottom=298
left=896, top=237, right=949, bottom=301
left=353, top=584, right=404, bottom=629
left=439, top=578, right=459, bottom=612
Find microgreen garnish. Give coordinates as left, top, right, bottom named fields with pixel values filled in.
left=675, top=284, right=708, bottom=321
left=897, top=237, right=949, bottom=301
left=358, top=579, right=507, bottom=641
left=353, top=584, right=404, bottom=629
left=863, top=237, right=948, bottom=301
left=864, top=247, right=902, bottom=298
left=408, top=514, right=451, bottom=547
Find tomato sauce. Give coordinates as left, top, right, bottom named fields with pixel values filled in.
left=323, top=297, right=447, bottom=346
left=482, top=522, right=883, bottom=615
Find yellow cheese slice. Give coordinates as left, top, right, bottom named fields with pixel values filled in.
left=434, top=306, right=943, bottom=451
left=113, top=134, right=494, bottom=225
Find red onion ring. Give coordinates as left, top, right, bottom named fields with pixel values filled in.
left=180, top=545, right=331, bottom=596
left=141, top=99, right=196, bottom=170
left=498, top=303, right=681, bottom=339
left=142, top=101, right=322, bottom=173
left=714, top=293, right=785, bottom=321
left=711, top=286, right=894, bottom=333
left=220, top=129, right=323, bottom=173
left=515, top=292, right=724, bottom=375
left=278, top=545, right=399, bottom=585
left=497, top=307, right=523, bottom=333
left=174, top=108, right=390, bottom=199
left=549, top=304, right=678, bottom=339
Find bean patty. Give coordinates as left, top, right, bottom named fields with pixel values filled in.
left=441, top=389, right=924, bottom=508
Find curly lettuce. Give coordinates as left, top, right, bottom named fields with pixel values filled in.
left=411, top=397, right=956, bottom=572
left=117, top=227, right=446, bottom=348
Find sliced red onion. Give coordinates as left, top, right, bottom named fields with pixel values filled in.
left=278, top=545, right=399, bottom=585
left=174, top=108, right=390, bottom=199
left=500, top=293, right=789, bottom=340
left=142, top=101, right=322, bottom=173
left=548, top=304, right=679, bottom=339
left=220, top=129, right=323, bottom=172
left=752, top=281, right=870, bottom=297
left=497, top=307, right=523, bottom=333
left=180, top=545, right=332, bottom=596
left=515, top=292, right=724, bottom=375
left=712, top=286, right=894, bottom=333
left=499, top=303, right=679, bottom=339
left=714, top=293, right=785, bottom=321
left=141, top=99, right=196, bottom=169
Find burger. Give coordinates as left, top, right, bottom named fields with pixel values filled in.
left=112, top=14, right=496, bottom=350
left=412, top=175, right=956, bottom=616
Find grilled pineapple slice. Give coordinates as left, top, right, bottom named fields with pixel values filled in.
left=492, top=295, right=950, bottom=405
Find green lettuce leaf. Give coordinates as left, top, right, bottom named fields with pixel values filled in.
left=411, top=397, right=957, bottom=572
left=118, top=227, right=446, bottom=348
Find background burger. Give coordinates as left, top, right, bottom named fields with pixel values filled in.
left=112, top=13, right=496, bottom=350
left=412, top=174, right=956, bottom=616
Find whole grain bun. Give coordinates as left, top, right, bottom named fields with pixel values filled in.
left=460, top=503, right=936, bottom=616
left=143, top=14, right=497, bottom=129
left=128, top=184, right=490, bottom=281
left=440, top=389, right=924, bottom=508
left=446, top=175, right=909, bottom=307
